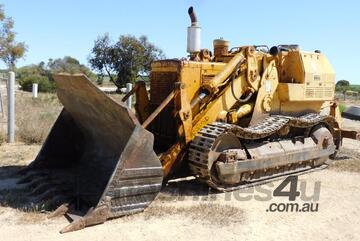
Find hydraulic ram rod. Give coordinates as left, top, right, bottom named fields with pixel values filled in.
left=142, top=90, right=175, bottom=128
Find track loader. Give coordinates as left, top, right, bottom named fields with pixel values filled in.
left=19, top=6, right=358, bottom=233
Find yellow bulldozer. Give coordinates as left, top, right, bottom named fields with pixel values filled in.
left=19, top=6, right=358, bottom=233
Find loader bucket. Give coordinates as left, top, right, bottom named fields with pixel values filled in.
left=21, top=74, right=163, bottom=233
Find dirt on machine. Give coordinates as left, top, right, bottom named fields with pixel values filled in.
left=17, top=6, right=359, bottom=233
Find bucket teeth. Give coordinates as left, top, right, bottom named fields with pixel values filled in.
left=48, top=203, right=69, bottom=219
left=60, top=218, right=86, bottom=234
left=59, top=204, right=109, bottom=234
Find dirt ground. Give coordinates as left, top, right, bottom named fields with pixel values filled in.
left=0, top=121, right=360, bottom=241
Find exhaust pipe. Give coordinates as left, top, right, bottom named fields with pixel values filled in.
left=187, top=6, right=201, bottom=53
left=188, top=6, right=198, bottom=25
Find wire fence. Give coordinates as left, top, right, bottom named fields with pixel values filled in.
left=335, top=91, right=360, bottom=101
left=0, top=72, right=7, bottom=119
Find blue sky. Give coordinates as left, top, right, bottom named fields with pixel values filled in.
left=1, top=0, right=360, bottom=83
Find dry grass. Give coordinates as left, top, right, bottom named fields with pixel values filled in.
left=0, top=143, right=40, bottom=166
left=142, top=203, right=244, bottom=226
left=17, top=212, right=46, bottom=224
left=16, top=92, right=61, bottom=144
left=329, top=149, right=360, bottom=172
left=0, top=91, right=62, bottom=144
left=0, top=132, right=4, bottom=145
left=0, top=90, right=126, bottom=145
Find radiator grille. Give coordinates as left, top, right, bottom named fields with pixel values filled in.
left=149, top=71, right=178, bottom=151
left=150, top=72, right=178, bottom=104
left=305, top=87, right=334, bottom=99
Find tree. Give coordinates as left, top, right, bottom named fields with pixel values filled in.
left=335, top=79, right=350, bottom=93
left=47, top=56, right=96, bottom=80
left=336, top=80, right=350, bottom=87
left=17, top=63, right=54, bottom=92
left=17, top=56, right=96, bottom=92
left=89, top=33, right=164, bottom=90
left=0, top=4, right=27, bottom=70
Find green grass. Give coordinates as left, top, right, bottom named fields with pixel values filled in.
left=339, top=103, right=346, bottom=113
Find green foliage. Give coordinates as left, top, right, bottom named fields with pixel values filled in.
left=336, top=80, right=350, bottom=87
left=339, top=103, right=346, bottom=113
left=0, top=4, right=27, bottom=69
left=17, top=63, right=49, bottom=84
left=18, top=75, right=55, bottom=93
left=17, top=57, right=96, bottom=92
left=335, top=84, right=360, bottom=93
left=89, top=33, right=164, bottom=89
left=346, top=85, right=360, bottom=92
left=48, top=56, right=96, bottom=80
left=335, top=80, right=350, bottom=93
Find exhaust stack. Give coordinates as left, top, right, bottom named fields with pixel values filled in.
left=187, top=6, right=201, bottom=53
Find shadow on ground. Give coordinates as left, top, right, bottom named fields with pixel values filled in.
left=0, top=165, right=32, bottom=210
left=0, top=164, right=216, bottom=214
left=329, top=149, right=360, bottom=172
left=162, top=177, right=213, bottom=197
left=1, top=147, right=358, bottom=216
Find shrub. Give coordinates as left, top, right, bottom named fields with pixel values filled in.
left=339, top=104, right=346, bottom=113
left=18, top=75, right=56, bottom=93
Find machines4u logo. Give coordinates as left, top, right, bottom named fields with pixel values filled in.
left=266, top=176, right=320, bottom=213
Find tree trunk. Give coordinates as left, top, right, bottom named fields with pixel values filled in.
left=104, top=68, right=121, bottom=92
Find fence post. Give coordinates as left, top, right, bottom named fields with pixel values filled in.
left=126, top=83, right=133, bottom=109
left=0, top=90, right=3, bottom=118
left=32, top=83, right=38, bottom=98
left=7, top=71, right=15, bottom=143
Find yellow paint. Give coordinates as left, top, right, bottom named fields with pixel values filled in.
left=148, top=46, right=339, bottom=176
